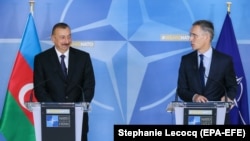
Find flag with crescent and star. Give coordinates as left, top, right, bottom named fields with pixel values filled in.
left=0, top=13, right=41, bottom=140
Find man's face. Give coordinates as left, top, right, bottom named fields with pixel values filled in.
left=52, top=27, right=72, bottom=53
left=189, top=25, right=209, bottom=51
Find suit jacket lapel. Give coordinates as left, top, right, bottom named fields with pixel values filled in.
left=192, top=52, right=201, bottom=87
left=206, top=49, right=218, bottom=87
left=67, top=48, right=76, bottom=80
left=192, top=51, right=204, bottom=92
left=50, top=47, right=67, bottom=80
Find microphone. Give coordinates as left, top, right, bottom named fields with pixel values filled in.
left=29, top=89, right=33, bottom=103
left=174, top=65, right=198, bottom=102
left=174, top=91, right=179, bottom=102
left=25, top=78, right=51, bottom=111
left=29, top=79, right=51, bottom=102
left=204, top=74, right=228, bottom=102
left=173, top=65, right=198, bottom=102
left=204, top=74, right=234, bottom=112
left=76, top=84, right=89, bottom=112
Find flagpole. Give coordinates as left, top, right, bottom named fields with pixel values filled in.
left=29, top=0, right=35, bottom=16
left=226, top=2, right=232, bottom=14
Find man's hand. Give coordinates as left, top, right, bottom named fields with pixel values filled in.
left=221, top=96, right=233, bottom=102
left=193, top=94, right=208, bottom=103
left=221, top=96, right=234, bottom=109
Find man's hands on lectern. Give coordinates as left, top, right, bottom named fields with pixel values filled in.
left=193, top=94, right=208, bottom=103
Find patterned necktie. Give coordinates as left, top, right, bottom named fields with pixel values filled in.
left=199, top=54, right=205, bottom=89
left=60, top=54, right=67, bottom=77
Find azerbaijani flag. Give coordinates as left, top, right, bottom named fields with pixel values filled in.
left=0, top=13, right=41, bottom=140
left=216, top=12, right=249, bottom=125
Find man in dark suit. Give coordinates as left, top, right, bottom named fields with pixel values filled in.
left=176, top=20, right=237, bottom=124
left=34, top=22, right=95, bottom=141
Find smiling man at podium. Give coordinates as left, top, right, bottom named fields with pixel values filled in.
left=33, top=23, right=95, bottom=141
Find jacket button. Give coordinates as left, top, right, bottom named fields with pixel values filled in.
left=65, top=96, right=69, bottom=99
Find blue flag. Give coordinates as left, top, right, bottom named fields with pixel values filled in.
left=216, top=13, right=249, bottom=124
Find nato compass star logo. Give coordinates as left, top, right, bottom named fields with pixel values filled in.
left=17, top=0, right=193, bottom=125
left=46, top=115, right=59, bottom=127
left=188, top=116, right=201, bottom=125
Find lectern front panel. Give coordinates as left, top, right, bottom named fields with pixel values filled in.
left=41, top=104, right=75, bottom=141
left=184, top=108, right=216, bottom=125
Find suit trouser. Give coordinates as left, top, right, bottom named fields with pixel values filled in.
left=224, top=113, right=231, bottom=125
left=82, top=132, right=87, bottom=141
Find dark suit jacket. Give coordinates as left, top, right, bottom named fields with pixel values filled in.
left=34, top=46, right=95, bottom=133
left=177, top=48, right=237, bottom=102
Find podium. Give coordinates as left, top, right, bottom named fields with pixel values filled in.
left=25, top=102, right=90, bottom=141
left=166, top=101, right=233, bottom=125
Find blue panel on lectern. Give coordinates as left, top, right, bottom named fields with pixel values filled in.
left=184, top=108, right=216, bottom=125
left=46, top=115, right=59, bottom=127
left=188, top=116, right=201, bottom=125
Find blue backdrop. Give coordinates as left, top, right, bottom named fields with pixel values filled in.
left=1, top=0, right=250, bottom=141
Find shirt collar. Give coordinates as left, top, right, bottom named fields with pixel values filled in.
left=198, top=46, right=212, bottom=58
left=55, top=47, right=69, bottom=58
